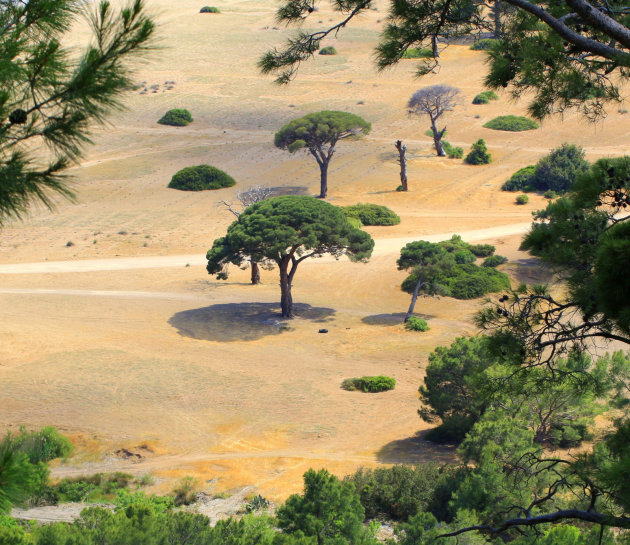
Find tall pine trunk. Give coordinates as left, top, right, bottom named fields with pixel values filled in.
left=250, top=260, right=260, bottom=285
left=279, top=262, right=293, bottom=317
left=318, top=162, right=329, bottom=198
left=404, top=277, right=425, bottom=322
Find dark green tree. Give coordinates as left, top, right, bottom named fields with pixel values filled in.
left=0, top=0, right=155, bottom=226
left=274, top=111, right=371, bottom=198
left=259, top=0, right=630, bottom=119
left=206, top=196, right=374, bottom=318
left=277, top=469, right=369, bottom=545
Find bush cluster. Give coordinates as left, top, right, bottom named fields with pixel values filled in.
left=472, top=91, right=498, bottom=104
left=402, top=47, right=433, bottom=58
left=405, top=316, right=430, bottom=331
left=470, top=38, right=498, bottom=50
left=343, top=203, right=400, bottom=226
left=157, top=108, right=193, bottom=127
left=482, top=254, right=508, bottom=267
left=318, top=46, right=338, bottom=55
left=483, top=115, right=539, bottom=131
left=442, top=141, right=463, bottom=159
left=502, top=165, right=536, bottom=191
left=199, top=6, right=220, bottom=12
left=8, top=426, right=73, bottom=464
left=464, top=138, right=491, bottom=165
left=168, top=165, right=236, bottom=191
left=341, top=375, right=396, bottom=392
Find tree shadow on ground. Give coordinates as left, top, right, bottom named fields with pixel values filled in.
left=269, top=185, right=310, bottom=196
left=377, top=430, right=457, bottom=465
left=507, top=257, right=554, bottom=285
left=168, top=302, right=335, bottom=342
left=361, top=312, right=434, bottom=326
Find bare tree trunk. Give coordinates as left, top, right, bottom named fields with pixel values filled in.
left=431, top=118, right=446, bottom=156
left=318, top=162, right=328, bottom=198
left=250, top=260, right=260, bottom=285
left=431, top=35, right=440, bottom=57
left=493, top=0, right=503, bottom=38
left=404, top=277, right=425, bottom=322
left=395, top=140, right=408, bottom=191
left=279, top=261, right=293, bottom=318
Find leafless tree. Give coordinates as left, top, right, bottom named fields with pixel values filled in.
left=217, top=184, right=274, bottom=284
left=407, top=85, right=459, bottom=157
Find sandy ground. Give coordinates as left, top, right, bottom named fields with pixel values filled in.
left=1, top=0, right=628, bottom=505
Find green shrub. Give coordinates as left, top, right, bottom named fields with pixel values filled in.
left=173, top=476, right=199, bottom=506
left=9, top=426, right=73, bottom=464
left=168, top=165, right=236, bottom=191
left=502, top=165, right=536, bottom=191
left=531, top=143, right=589, bottom=193
left=469, top=243, right=495, bottom=257
left=482, top=254, right=508, bottom=267
left=516, top=194, right=529, bottom=205
left=341, top=376, right=396, bottom=392
left=199, top=6, right=220, bottom=12
left=443, top=141, right=463, bottom=159
left=405, top=317, right=430, bottom=332
left=470, top=38, right=498, bottom=50
left=157, top=108, right=193, bottom=127
left=318, top=46, right=337, bottom=55
left=472, top=91, right=498, bottom=104
left=425, top=128, right=447, bottom=138
left=343, top=203, right=400, bottom=226
left=245, top=494, right=270, bottom=513
left=483, top=115, right=539, bottom=131
left=454, top=249, right=476, bottom=264
left=464, top=138, right=491, bottom=165
left=345, top=216, right=363, bottom=229
left=402, top=47, right=433, bottom=58
left=544, top=189, right=558, bottom=199
left=54, top=472, right=134, bottom=503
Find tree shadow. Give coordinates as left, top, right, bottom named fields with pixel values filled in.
left=168, top=302, right=335, bottom=342
left=376, top=430, right=458, bottom=465
left=361, top=312, right=434, bottom=326
left=508, top=257, right=554, bottom=285
left=269, top=185, right=310, bottom=196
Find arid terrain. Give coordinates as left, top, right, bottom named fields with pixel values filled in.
left=1, top=0, right=628, bottom=503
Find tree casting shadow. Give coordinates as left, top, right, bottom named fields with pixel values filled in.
left=269, top=185, right=310, bottom=196
left=168, top=302, right=335, bottom=342
left=361, top=312, right=434, bottom=326
left=377, top=430, right=457, bottom=465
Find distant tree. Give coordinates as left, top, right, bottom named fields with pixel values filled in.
left=206, top=196, right=373, bottom=317
left=407, top=86, right=459, bottom=157
left=218, top=184, right=274, bottom=284
left=274, top=111, right=371, bottom=198
left=277, top=469, right=368, bottom=545
left=0, top=0, right=155, bottom=226
left=395, top=140, right=408, bottom=191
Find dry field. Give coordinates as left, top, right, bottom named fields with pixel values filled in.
left=0, top=0, right=629, bottom=502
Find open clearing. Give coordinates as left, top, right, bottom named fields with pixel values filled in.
left=1, top=0, right=628, bottom=502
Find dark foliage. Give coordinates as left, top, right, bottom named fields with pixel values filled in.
left=168, top=165, right=235, bottom=191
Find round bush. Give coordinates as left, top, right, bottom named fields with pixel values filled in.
left=343, top=203, right=400, bottom=226
left=402, top=47, right=432, bottom=58
left=341, top=375, right=396, bottom=392
left=464, top=138, right=491, bottom=165
left=318, top=46, right=338, bottom=55
left=483, top=115, right=539, bottom=131
left=405, top=316, right=430, bottom=332
left=157, top=109, right=193, bottom=127
left=502, top=165, right=536, bottom=192
left=168, top=165, right=235, bottom=191
left=544, top=189, right=558, bottom=199
left=516, top=194, right=529, bottom=205
left=531, top=143, right=589, bottom=193
left=472, top=91, right=498, bottom=104
left=199, top=6, right=220, bottom=12
left=470, top=38, right=498, bottom=50
left=482, top=255, right=508, bottom=267
left=454, top=249, right=476, bottom=264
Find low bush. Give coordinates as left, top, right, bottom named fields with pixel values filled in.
left=516, top=194, right=529, bottom=205
left=157, top=108, right=193, bottom=127
left=464, top=138, right=491, bottom=165
left=318, top=46, right=337, bottom=55
left=454, top=249, right=476, bottom=264
left=8, top=426, right=73, bottom=464
left=199, top=6, right=220, bottom=12
left=531, top=143, right=589, bottom=193
left=472, top=91, right=498, bottom=104
left=425, top=128, right=447, bottom=138
left=55, top=472, right=134, bottom=503
left=173, top=476, right=200, bottom=506
left=443, top=141, right=463, bottom=159
left=345, top=216, right=363, bottom=229
left=405, top=317, right=430, bottom=332
left=168, top=165, right=236, bottom=191
left=482, top=254, right=508, bottom=267
left=544, top=189, right=558, bottom=199
left=402, top=47, right=433, bottom=58
left=469, top=243, right=495, bottom=257
left=483, top=115, right=539, bottom=131
left=341, top=375, right=396, bottom=393
left=245, top=494, right=270, bottom=513
left=343, top=203, right=400, bottom=226
left=502, top=165, right=536, bottom=191
left=470, top=38, right=498, bottom=50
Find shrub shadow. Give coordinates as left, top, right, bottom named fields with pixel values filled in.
left=269, top=185, right=310, bottom=196
left=169, top=302, right=335, bottom=342
left=377, top=430, right=457, bottom=465
left=361, top=312, right=434, bottom=326
left=508, top=257, right=554, bottom=285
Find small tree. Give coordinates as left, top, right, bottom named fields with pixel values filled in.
left=408, top=85, right=459, bottom=157
left=274, top=111, right=371, bottom=198
left=465, top=139, right=492, bottom=165
left=395, top=140, right=408, bottom=191
left=218, top=185, right=274, bottom=284
left=206, top=196, right=374, bottom=318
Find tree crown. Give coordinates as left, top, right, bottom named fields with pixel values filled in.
left=407, top=85, right=459, bottom=119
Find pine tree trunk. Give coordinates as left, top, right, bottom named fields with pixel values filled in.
left=493, top=0, right=503, bottom=38
left=432, top=35, right=440, bottom=58
left=318, top=162, right=328, bottom=198
left=279, top=262, right=293, bottom=318
left=395, top=140, right=408, bottom=191
left=250, top=260, right=260, bottom=285
left=404, top=277, right=425, bottom=322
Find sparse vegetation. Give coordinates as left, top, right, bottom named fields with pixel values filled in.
left=172, top=476, right=200, bottom=506
left=483, top=115, right=539, bottom=131
left=157, top=108, right=193, bottom=127
left=469, top=38, right=499, bottom=50
left=341, top=375, right=396, bottom=392
left=168, top=165, right=235, bottom=191
left=464, top=139, right=491, bottom=165
left=516, top=194, right=529, bottom=204
left=442, top=141, right=463, bottom=159
left=199, top=6, right=220, bottom=13
left=405, top=316, right=430, bottom=331
left=318, top=46, right=337, bottom=55
left=343, top=203, right=400, bottom=226
left=402, top=47, right=432, bottom=58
